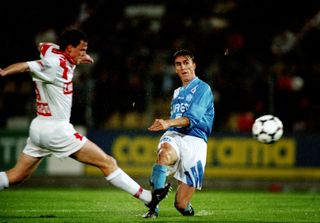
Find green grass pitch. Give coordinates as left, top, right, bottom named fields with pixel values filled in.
left=0, top=188, right=319, bottom=222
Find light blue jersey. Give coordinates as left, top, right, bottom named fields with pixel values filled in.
left=169, top=77, right=214, bottom=142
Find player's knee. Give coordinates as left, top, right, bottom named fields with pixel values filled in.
left=157, top=150, right=170, bottom=165
left=157, top=143, right=174, bottom=165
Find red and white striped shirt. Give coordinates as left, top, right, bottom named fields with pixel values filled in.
left=27, top=43, right=76, bottom=120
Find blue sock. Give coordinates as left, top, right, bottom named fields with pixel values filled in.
left=151, top=164, right=167, bottom=190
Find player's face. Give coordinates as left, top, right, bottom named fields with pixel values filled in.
left=69, top=40, right=89, bottom=64
left=174, top=55, right=196, bottom=86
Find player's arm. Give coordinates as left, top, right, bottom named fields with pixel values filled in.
left=79, top=54, right=94, bottom=64
left=0, top=62, right=30, bottom=77
left=148, top=117, right=190, bottom=132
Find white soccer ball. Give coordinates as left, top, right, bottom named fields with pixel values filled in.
left=252, top=115, right=284, bottom=144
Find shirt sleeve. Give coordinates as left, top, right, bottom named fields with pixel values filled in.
left=27, top=56, right=58, bottom=83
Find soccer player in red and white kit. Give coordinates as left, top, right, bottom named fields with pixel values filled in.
left=0, top=29, right=170, bottom=211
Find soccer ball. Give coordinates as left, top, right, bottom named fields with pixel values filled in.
left=252, top=115, right=283, bottom=144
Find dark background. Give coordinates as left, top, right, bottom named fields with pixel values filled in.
left=1, top=0, right=320, bottom=134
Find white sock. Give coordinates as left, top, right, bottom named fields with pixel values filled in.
left=0, top=172, right=9, bottom=190
left=106, top=168, right=151, bottom=204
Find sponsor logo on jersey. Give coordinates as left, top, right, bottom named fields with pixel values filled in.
left=172, top=103, right=189, bottom=113
left=36, top=102, right=52, bottom=116
left=63, top=81, right=73, bottom=94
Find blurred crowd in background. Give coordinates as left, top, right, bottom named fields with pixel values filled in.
left=1, top=0, right=320, bottom=134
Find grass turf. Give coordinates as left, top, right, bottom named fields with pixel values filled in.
left=0, top=188, right=319, bottom=223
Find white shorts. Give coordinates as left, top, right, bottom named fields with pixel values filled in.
left=158, top=131, right=207, bottom=190
left=23, top=117, right=87, bottom=158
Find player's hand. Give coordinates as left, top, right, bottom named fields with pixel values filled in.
left=148, top=119, right=170, bottom=131
left=0, top=68, right=4, bottom=77
left=80, top=54, right=94, bottom=64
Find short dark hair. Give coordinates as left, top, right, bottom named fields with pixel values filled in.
left=58, top=29, right=88, bottom=51
left=172, top=49, right=195, bottom=64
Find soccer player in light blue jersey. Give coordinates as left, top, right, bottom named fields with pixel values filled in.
left=143, top=49, right=214, bottom=218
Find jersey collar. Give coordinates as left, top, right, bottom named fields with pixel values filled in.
left=52, top=48, right=77, bottom=65
left=181, top=76, right=199, bottom=90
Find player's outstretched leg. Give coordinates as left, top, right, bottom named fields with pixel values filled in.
left=143, top=183, right=172, bottom=218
